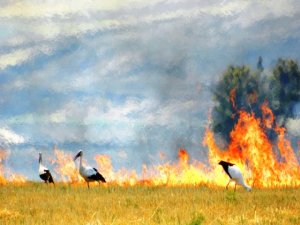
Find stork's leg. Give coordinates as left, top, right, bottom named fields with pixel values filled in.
left=87, top=182, right=90, bottom=189
left=226, top=180, right=231, bottom=189
left=234, top=182, right=237, bottom=192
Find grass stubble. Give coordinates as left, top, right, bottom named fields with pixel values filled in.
left=0, top=183, right=299, bottom=225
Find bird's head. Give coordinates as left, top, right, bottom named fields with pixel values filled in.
left=218, top=160, right=234, bottom=167
left=218, top=160, right=225, bottom=166
left=74, top=150, right=83, bottom=161
left=39, top=152, right=42, bottom=163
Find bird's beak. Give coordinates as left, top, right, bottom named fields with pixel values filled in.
left=74, top=152, right=81, bottom=161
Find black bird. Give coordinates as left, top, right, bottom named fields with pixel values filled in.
left=219, top=160, right=251, bottom=191
left=39, top=152, right=54, bottom=184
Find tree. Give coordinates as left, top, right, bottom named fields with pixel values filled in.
left=212, top=57, right=300, bottom=144
left=269, top=58, right=300, bottom=126
left=257, top=56, right=264, bottom=72
left=212, top=65, right=262, bottom=142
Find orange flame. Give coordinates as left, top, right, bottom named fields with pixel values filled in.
left=51, top=146, right=84, bottom=183
left=261, top=101, right=275, bottom=129
left=178, top=148, right=189, bottom=165
left=94, top=154, right=138, bottom=186
left=229, top=88, right=237, bottom=111
left=0, top=149, right=7, bottom=185
left=1, top=102, right=299, bottom=188
left=204, top=105, right=300, bottom=188
left=0, top=149, right=26, bottom=185
left=50, top=103, right=299, bottom=188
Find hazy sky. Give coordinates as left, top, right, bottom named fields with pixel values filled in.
left=1, top=0, right=300, bottom=180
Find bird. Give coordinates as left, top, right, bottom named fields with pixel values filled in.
left=218, top=160, right=251, bottom=191
left=38, top=152, right=55, bottom=184
left=74, top=150, right=106, bottom=188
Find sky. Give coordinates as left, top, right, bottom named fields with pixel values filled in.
left=0, top=0, right=300, bottom=180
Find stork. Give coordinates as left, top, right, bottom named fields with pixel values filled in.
left=219, top=160, right=251, bottom=191
left=38, top=152, right=55, bottom=184
left=74, top=150, right=106, bottom=188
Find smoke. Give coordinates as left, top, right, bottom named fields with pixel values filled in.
left=287, top=119, right=300, bottom=137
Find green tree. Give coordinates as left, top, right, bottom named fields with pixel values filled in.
left=212, top=65, right=262, bottom=142
left=212, top=57, right=300, bottom=144
left=269, top=58, right=300, bottom=126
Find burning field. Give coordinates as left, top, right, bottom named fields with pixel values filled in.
left=0, top=104, right=300, bottom=224
left=1, top=102, right=299, bottom=188
left=2, top=0, right=300, bottom=223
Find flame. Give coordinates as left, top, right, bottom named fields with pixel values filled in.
left=0, top=149, right=26, bottom=185
left=229, top=88, right=237, bottom=111
left=50, top=102, right=299, bottom=188
left=93, top=150, right=209, bottom=187
left=261, top=101, right=275, bottom=129
left=0, top=149, right=7, bottom=185
left=204, top=104, right=300, bottom=188
left=1, top=102, right=299, bottom=188
left=87, top=103, right=299, bottom=188
left=51, top=146, right=83, bottom=183
left=178, top=148, right=189, bottom=165
left=94, top=154, right=138, bottom=186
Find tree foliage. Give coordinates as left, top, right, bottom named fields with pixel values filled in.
left=269, top=58, right=300, bottom=125
left=212, top=58, right=300, bottom=143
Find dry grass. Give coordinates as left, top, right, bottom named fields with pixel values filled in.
left=0, top=183, right=300, bottom=225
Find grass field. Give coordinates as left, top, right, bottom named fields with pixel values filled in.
left=0, top=183, right=300, bottom=225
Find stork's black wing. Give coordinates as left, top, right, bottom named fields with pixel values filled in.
left=89, top=168, right=106, bottom=183
left=44, top=170, right=55, bottom=184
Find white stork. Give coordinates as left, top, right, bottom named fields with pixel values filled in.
left=38, top=152, right=55, bottom=184
left=219, top=160, right=251, bottom=191
left=74, top=150, right=106, bottom=188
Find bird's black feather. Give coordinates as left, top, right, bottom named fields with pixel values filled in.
left=88, top=168, right=106, bottom=183
left=219, top=160, right=235, bottom=179
left=40, top=170, right=55, bottom=184
left=47, top=172, right=54, bottom=184
left=39, top=173, right=49, bottom=182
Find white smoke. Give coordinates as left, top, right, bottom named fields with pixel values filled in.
left=286, top=118, right=300, bottom=137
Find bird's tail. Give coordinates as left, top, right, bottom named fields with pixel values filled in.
left=238, top=178, right=252, bottom=191
left=99, top=174, right=106, bottom=183
left=49, top=175, right=54, bottom=184
left=242, top=182, right=251, bottom=191
left=47, top=171, right=55, bottom=184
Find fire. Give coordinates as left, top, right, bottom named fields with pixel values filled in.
left=178, top=148, right=189, bottom=165
left=0, top=149, right=7, bottom=185
left=51, top=146, right=84, bottom=183
left=229, top=88, right=237, bottom=112
left=261, top=101, right=275, bottom=129
left=0, top=149, right=26, bottom=185
left=204, top=103, right=300, bottom=188
left=94, top=154, right=138, bottom=186
left=1, top=103, right=299, bottom=188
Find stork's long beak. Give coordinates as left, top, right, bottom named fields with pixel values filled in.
left=74, top=152, right=81, bottom=161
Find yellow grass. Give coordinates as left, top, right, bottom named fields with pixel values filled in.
left=0, top=183, right=300, bottom=225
